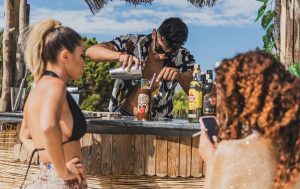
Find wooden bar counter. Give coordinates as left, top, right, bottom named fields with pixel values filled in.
left=0, top=112, right=204, bottom=178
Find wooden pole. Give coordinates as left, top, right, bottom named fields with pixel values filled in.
left=274, top=0, right=281, bottom=58
left=282, top=0, right=300, bottom=66
left=0, top=0, right=15, bottom=112
left=15, top=0, right=28, bottom=87
left=293, top=0, right=300, bottom=63
left=280, top=0, right=287, bottom=64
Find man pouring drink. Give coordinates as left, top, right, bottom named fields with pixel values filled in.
left=86, top=17, right=196, bottom=119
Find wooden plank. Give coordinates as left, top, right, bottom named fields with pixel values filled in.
left=100, top=134, right=112, bottom=175
left=112, top=135, right=123, bottom=175
left=167, top=136, right=179, bottom=177
left=294, top=0, right=300, bottom=63
left=134, top=135, right=145, bottom=175
left=90, top=134, right=102, bottom=174
left=155, top=136, right=168, bottom=177
left=122, top=135, right=135, bottom=175
left=280, top=0, right=287, bottom=64
left=179, top=136, right=192, bottom=177
left=191, top=137, right=203, bottom=177
left=285, top=0, right=294, bottom=66
left=145, top=135, right=156, bottom=176
left=80, top=133, right=93, bottom=173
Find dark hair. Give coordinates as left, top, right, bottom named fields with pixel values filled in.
left=158, top=17, right=188, bottom=50
left=215, top=50, right=300, bottom=188
left=42, top=26, right=82, bottom=63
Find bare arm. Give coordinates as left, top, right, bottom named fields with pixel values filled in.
left=85, top=42, right=140, bottom=70
left=39, top=81, right=72, bottom=179
left=85, top=42, right=121, bottom=62
left=178, top=70, right=193, bottom=94
left=19, top=119, right=35, bottom=152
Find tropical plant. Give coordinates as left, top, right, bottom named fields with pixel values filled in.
left=288, top=62, right=300, bottom=78
left=67, top=36, right=119, bottom=111
left=255, top=0, right=276, bottom=53
left=173, top=89, right=189, bottom=119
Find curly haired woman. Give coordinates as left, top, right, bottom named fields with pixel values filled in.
left=199, top=50, right=300, bottom=189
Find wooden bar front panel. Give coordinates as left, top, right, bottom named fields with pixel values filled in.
left=81, top=134, right=203, bottom=177
left=14, top=133, right=203, bottom=178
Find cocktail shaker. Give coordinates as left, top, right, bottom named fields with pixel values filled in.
left=109, top=67, right=142, bottom=80
left=109, top=42, right=144, bottom=80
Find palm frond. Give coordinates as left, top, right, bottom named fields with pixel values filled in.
left=84, top=0, right=216, bottom=14
left=187, top=0, right=217, bottom=8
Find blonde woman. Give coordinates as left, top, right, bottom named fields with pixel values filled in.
left=19, top=18, right=87, bottom=188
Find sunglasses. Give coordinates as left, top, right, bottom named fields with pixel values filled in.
left=155, top=32, right=178, bottom=58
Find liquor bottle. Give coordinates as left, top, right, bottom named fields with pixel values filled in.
left=206, top=70, right=213, bottom=81
left=188, top=65, right=203, bottom=123
left=200, top=72, right=206, bottom=86
left=203, top=70, right=217, bottom=116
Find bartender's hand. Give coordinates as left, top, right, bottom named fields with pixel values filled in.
left=156, top=67, right=180, bottom=82
left=119, top=52, right=141, bottom=71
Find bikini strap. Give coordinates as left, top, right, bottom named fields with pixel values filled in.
left=20, top=148, right=45, bottom=189
left=43, top=70, right=60, bottom=78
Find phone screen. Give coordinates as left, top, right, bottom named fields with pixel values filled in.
left=201, top=117, right=218, bottom=142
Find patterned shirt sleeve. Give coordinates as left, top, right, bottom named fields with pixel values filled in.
left=175, top=47, right=196, bottom=72
left=110, top=34, right=138, bottom=54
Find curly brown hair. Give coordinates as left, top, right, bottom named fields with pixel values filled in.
left=215, top=50, right=300, bottom=188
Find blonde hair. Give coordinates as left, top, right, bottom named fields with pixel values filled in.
left=24, top=18, right=81, bottom=82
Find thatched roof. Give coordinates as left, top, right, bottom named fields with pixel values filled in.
left=84, top=0, right=217, bottom=15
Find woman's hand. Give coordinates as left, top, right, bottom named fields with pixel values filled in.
left=63, top=157, right=86, bottom=183
left=198, top=118, right=218, bottom=163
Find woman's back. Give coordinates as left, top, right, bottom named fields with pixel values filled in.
left=205, top=132, right=300, bottom=189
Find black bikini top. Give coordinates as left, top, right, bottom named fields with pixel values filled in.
left=43, top=70, right=87, bottom=142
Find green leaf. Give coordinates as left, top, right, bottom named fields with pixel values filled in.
left=263, top=35, right=271, bottom=44
left=266, top=24, right=274, bottom=36
left=256, top=0, right=269, bottom=3
left=288, top=63, right=300, bottom=78
left=262, top=10, right=275, bottom=29
left=255, top=4, right=267, bottom=22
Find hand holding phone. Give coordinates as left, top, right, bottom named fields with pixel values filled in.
left=193, top=116, right=219, bottom=142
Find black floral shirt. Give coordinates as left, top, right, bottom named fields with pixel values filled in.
left=108, top=34, right=195, bottom=119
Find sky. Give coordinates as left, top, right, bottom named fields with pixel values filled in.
left=0, top=0, right=265, bottom=72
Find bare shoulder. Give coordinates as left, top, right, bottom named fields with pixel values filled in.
left=39, top=77, right=66, bottom=103
left=216, top=133, right=274, bottom=159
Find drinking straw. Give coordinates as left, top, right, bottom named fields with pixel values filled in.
left=149, top=73, right=156, bottom=89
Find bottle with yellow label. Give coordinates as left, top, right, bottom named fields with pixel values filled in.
left=188, top=65, right=203, bottom=123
